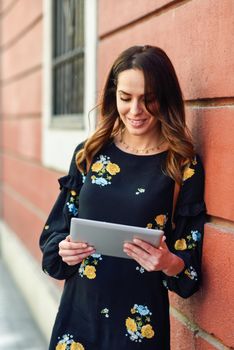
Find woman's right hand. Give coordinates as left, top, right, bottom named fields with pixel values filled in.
left=58, top=235, right=95, bottom=266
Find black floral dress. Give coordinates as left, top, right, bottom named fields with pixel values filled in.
left=40, top=141, right=206, bottom=350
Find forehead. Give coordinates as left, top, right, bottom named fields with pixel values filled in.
left=117, top=69, right=145, bottom=95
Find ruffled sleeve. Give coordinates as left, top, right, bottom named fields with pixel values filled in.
left=39, top=143, right=85, bottom=280
left=163, top=155, right=206, bottom=298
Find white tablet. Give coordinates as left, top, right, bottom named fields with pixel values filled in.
left=70, top=217, right=164, bottom=259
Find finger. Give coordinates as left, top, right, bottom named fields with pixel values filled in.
left=59, top=246, right=94, bottom=258
left=125, top=249, right=155, bottom=272
left=62, top=250, right=95, bottom=265
left=132, top=238, right=158, bottom=255
left=124, top=248, right=147, bottom=268
left=124, top=246, right=153, bottom=270
left=59, top=240, right=88, bottom=250
left=124, top=242, right=150, bottom=261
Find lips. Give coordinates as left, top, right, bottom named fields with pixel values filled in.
left=127, top=118, right=147, bottom=127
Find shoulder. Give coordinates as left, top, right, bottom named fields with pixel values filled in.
left=68, top=141, right=86, bottom=176
left=74, top=141, right=86, bottom=154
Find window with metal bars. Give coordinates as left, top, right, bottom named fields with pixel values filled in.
left=52, top=0, right=84, bottom=127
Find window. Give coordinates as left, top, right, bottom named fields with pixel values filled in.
left=52, top=0, right=84, bottom=128
left=43, top=0, right=97, bottom=172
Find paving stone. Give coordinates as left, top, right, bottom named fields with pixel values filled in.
left=0, top=259, right=47, bottom=350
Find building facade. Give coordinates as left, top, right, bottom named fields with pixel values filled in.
left=0, top=0, right=234, bottom=349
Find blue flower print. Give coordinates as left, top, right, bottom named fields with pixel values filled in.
left=134, top=304, right=151, bottom=316
left=136, top=188, right=145, bottom=195
left=78, top=253, right=103, bottom=279
left=184, top=266, right=198, bottom=281
left=82, top=173, right=86, bottom=183
left=91, top=253, right=102, bottom=259
left=162, top=280, right=169, bottom=289
left=91, top=155, right=120, bottom=187
left=66, top=190, right=79, bottom=216
left=67, top=203, right=78, bottom=216
left=101, top=308, right=110, bottom=318
left=56, top=333, right=85, bottom=349
left=125, top=304, right=155, bottom=342
left=93, top=177, right=109, bottom=186
left=175, top=229, right=202, bottom=251
left=136, top=266, right=145, bottom=274
left=191, top=230, right=201, bottom=242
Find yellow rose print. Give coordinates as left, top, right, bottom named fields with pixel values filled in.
left=70, top=341, right=85, bottom=350
left=91, top=162, right=103, bottom=172
left=106, top=162, right=120, bottom=175
left=141, top=324, right=155, bottom=339
left=83, top=265, right=96, bottom=279
left=70, top=190, right=77, bottom=196
left=174, top=239, right=187, bottom=250
left=183, top=167, right=195, bottom=181
left=91, top=155, right=121, bottom=186
left=147, top=223, right=153, bottom=229
left=56, top=344, right=66, bottom=350
left=125, top=304, right=155, bottom=342
left=126, top=317, right=137, bottom=332
left=155, top=214, right=167, bottom=227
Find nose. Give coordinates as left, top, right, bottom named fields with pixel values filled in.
left=130, top=100, right=143, bottom=115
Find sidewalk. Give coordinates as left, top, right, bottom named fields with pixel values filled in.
left=0, top=259, right=47, bottom=350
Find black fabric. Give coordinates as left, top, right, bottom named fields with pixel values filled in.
left=40, top=141, right=206, bottom=350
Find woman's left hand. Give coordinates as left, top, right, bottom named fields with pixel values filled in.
left=123, top=236, right=184, bottom=276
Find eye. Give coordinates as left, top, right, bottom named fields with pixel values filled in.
left=120, top=97, right=131, bottom=102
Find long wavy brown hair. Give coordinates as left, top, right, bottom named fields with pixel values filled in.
left=76, top=45, right=194, bottom=184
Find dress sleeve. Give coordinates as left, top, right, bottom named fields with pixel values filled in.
left=39, top=143, right=85, bottom=280
left=163, top=155, right=206, bottom=298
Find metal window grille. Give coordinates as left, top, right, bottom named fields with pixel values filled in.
left=52, top=0, right=84, bottom=122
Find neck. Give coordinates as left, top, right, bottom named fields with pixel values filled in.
left=117, top=129, right=166, bottom=155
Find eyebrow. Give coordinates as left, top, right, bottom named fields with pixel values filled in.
left=118, top=90, right=153, bottom=97
left=118, top=90, right=133, bottom=96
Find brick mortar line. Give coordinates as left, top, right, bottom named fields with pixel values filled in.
left=0, top=14, right=43, bottom=51
left=0, top=113, right=41, bottom=120
left=207, top=220, right=234, bottom=234
left=2, top=183, right=47, bottom=222
left=185, top=98, right=234, bottom=109
left=0, top=0, right=19, bottom=18
left=0, top=150, right=48, bottom=173
left=0, top=150, right=63, bottom=177
left=188, top=105, right=234, bottom=110
left=99, top=0, right=192, bottom=40
left=170, top=306, right=232, bottom=350
left=0, top=64, right=42, bottom=86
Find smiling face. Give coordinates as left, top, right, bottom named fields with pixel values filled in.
left=116, top=69, right=159, bottom=139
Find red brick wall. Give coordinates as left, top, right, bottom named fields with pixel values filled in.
left=0, top=0, right=61, bottom=260
left=98, top=1, right=234, bottom=349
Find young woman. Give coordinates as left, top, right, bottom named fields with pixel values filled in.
left=40, top=45, right=206, bottom=350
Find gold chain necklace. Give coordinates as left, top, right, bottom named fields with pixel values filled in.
left=118, top=135, right=165, bottom=154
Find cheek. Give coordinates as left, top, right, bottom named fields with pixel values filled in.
left=116, top=100, right=128, bottom=117
left=149, top=116, right=158, bottom=127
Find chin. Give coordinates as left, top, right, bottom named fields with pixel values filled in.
left=126, top=125, right=152, bottom=136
